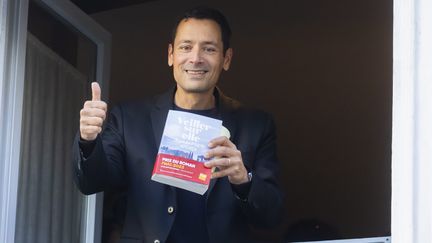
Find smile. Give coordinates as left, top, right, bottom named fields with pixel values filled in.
left=185, top=70, right=208, bottom=75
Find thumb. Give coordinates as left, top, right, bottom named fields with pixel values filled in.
left=91, top=82, right=101, bottom=101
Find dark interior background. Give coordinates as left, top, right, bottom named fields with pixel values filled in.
left=69, top=0, right=392, bottom=241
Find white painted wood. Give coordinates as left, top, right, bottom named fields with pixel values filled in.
left=412, top=0, right=432, bottom=242
left=393, top=0, right=432, bottom=243
left=0, top=0, right=29, bottom=242
left=392, top=1, right=415, bottom=242
left=0, top=0, right=6, bottom=113
left=292, top=236, right=391, bottom=243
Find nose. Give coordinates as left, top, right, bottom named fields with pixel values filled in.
left=189, top=47, right=203, bottom=64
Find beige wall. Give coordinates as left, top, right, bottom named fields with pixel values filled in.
left=91, top=0, right=392, bottom=240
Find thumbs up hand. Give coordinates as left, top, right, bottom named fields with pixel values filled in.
left=80, top=82, right=107, bottom=141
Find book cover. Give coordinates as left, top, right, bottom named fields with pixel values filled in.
left=151, top=110, right=226, bottom=195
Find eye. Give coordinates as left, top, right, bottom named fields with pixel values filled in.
left=178, top=45, right=192, bottom=52
left=204, top=47, right=216, bottom=53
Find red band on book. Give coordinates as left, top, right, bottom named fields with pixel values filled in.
left=152, top=153, right=211, bottom=185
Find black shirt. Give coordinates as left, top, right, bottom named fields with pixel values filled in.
left=166, top=104, right=218, bottom=243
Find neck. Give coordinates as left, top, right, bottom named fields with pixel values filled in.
left=174, top=88, right=215, bottom=110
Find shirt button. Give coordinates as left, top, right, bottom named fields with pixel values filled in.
left=167, top=206, right=174, bottom=214
left=154, top=240, right=160, bottom=243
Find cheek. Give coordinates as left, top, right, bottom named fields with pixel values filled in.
left=173, top=66, right=183, bottom=76
left=174, top=53, right=189, bottom=63
left=211, top=62, right=224, bottom=74
left=172, top=59, right=184, bottom=70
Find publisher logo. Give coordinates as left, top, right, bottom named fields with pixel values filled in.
left=198, top=173, right=207, bottom=181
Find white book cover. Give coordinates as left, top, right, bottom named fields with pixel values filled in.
left=151, top=110, right=228, bottom=195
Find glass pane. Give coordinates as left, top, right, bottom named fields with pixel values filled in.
left=15, top=1, right=97, bottom=242
left=26, top=0, right=97, bottom=79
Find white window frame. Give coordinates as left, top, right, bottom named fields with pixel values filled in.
left=0, top=0, right=111, bottom=242
left=392, top=0, right=432, bottom=243
left=293, top=236, right=391, bottom=243
left=0, top=1, right=29, bottom=242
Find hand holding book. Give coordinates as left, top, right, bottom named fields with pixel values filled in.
left=204, top=136, right=249, bottom=185
left=151, top=110, right=228, bottom=194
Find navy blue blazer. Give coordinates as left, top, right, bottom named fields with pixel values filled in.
left=73, top=88, right=283, bottom=243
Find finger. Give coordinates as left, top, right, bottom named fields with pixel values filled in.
left=91, top=82, right=101, bottom=101
left=205, top=157, right=233, bottom=168
left=205, top=146, right=241, bottom=159
left=80, top=116, right=104, bottom=127
left=84, top=100, right=107, bottom=111
left=208, top=136, right=236, bottom=149
left=211, top=164, right=248, bottom=184
left=80, top=108, right=107, bottom=120
left=211, top=166, right=237, bottom=179
left=80, top=125, right=102, bottom=139
left=81, top=125, right=102, bottom=133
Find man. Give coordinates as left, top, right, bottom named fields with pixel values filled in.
left=74, top=6, right=282, bottom=243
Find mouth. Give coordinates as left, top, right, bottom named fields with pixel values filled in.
left=185, top=70, right=208, bottom=75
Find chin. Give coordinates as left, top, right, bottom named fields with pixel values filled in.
left=179, top=84, right=213, bottom=94
left=184, top=87, right=212, bottom=93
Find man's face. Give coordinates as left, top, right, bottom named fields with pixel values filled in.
left=168, top=18, right=232, bottom=95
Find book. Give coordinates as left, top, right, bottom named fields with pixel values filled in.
left=151, top=110, right=229, bottom=195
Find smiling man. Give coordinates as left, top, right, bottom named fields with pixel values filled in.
left=169, top=17, right=233, bottom=110
left=74, top=6, right=282, bottom=243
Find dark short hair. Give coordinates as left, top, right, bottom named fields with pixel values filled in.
left=171, top=6, right=232, bottom=54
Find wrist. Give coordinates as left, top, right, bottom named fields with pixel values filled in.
left=231, top=171, right=253, bottom=202
left=231, top=170, right=252, bottom=185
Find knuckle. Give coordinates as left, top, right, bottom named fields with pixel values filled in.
left=81, top=126, right=88, bottom=133
left=91, top=118, right=100, bottom=126
left=81, top=109, right=91, bottom=117
left=93, top=108, right=102, bottom=117
left=97, top=117, right=104, bottom=126
left=219, top=147, right=225, bottom=154
left=80, top=117, right=87, bottom=125
left=223, top=147, right=230, bottom=154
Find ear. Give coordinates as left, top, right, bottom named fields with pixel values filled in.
left=168, top=44, right=173, bottom=66
left=223, top=48, right=233, bottom=71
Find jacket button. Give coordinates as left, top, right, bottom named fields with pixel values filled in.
left=154, top=240, right=160, bottom=243
left=167, top=206, right=174, bottom=214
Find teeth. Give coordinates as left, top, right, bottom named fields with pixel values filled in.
left=187, top=70, right=206, bottom=74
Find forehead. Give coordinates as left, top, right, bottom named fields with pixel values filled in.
left=174, top=18, right=223, bottom=44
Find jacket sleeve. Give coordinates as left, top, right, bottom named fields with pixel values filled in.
left=72, top=105, right=127, bottom=195
left=236, top=112, right=284, bottom=228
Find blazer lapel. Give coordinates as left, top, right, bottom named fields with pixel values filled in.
left=150, top=88, right=175, bottom=150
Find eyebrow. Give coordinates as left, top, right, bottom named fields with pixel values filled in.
left=177, top=40, right=218, bottom=46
